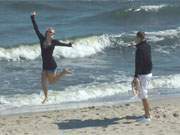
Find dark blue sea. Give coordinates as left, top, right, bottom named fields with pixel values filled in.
left=1, top=0, right=180, bottom=115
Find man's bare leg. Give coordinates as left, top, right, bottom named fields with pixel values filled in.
left=142, top=98, right=150, bottom=118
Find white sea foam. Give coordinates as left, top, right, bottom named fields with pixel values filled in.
left=139, top=5, right=167, bottom=12
left=0, top=81, right=130, bottom=107
left=1, top=74, right=180, bottom=108
left=131, top=27, right=180, bottom=43
left=146, top=28, right=180, bottom=54
left=0, top=45, right=40, bottom=61
left=128, top=4, right=167, bottom=12
left=146, top=28, right=180, bottom=39
left=54, top=35, right=111, bottom=58
left=150, top=74, right=180, bottom=89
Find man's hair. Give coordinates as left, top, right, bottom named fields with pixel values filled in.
left=136, top=31, right=145, bottom=40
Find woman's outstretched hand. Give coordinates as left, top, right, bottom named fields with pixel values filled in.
left=31, top=11, right=37, bottom=16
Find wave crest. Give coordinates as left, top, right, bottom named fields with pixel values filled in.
left=54, top=35, right=111, bottom=58
left=127, top=4, right=167, bottom=12
left=0, top=35, right=112, bottom=61
left=0, top=45, right=40, bottom=61
left=1, top=27, right=180, bottom=61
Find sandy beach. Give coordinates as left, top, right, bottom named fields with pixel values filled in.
left=0, top=97, right=180, bottom=135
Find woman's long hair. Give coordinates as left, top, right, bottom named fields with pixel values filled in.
left=43, top=28, right=55, bottom=48
left=43, top=31, right=51, bottom=48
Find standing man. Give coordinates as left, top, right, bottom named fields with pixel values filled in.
left=132, top=31, right=152, bottom=123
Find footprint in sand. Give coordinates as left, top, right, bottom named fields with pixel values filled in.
left=173, top=113, right=179, bottom=117
left=41, top=115, right=52, bottom=119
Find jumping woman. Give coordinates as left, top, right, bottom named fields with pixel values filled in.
left=31, top=11, right=72, bottom=104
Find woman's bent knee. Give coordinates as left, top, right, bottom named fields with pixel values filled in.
left=47, top=73, right=56, bottom=84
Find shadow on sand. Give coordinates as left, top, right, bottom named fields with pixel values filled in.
left=56, top=115, right=142, bottom=130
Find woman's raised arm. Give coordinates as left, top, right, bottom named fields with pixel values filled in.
left=30, top=11, right=43, bottom=40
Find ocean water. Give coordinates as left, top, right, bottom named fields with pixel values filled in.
left=1, top=0, right=180, bottom=115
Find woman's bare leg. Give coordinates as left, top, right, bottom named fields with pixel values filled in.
left=48, top=68, right=72, bottom=84
left=41, top=71, right=48, bottom=104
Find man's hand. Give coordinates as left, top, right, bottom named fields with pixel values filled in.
left=132, top=77, right=138, bottom=84
left=69, top=42, right=72, bottom=47
left=128, top=42, right=136, bottom=47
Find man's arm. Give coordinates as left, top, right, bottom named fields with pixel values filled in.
left=134, top=48, right=143, bottom=78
